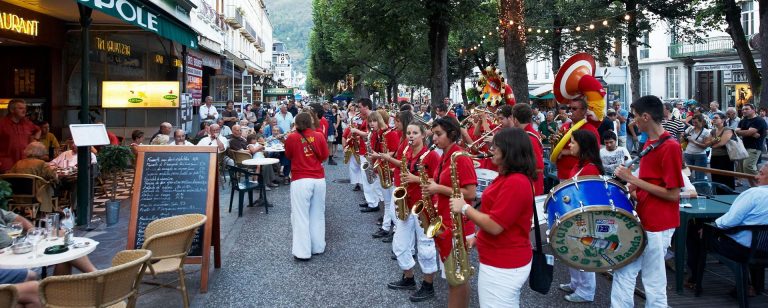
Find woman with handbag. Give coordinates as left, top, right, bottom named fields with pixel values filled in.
left=706, top=112, right=735, bottom=189
left=449, top=127, right=534, bottom=308
left=683, top=114, right=712, bottom=181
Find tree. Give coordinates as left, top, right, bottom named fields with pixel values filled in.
left=500, top=0, right=530, bottom=105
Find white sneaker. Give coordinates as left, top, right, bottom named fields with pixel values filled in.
left=564, top=294, right=592, bottom=303
left=559, top=283, right=575, bottom=293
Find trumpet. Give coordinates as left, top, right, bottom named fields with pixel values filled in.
left=467, top=125, right=502, bottom=153
left=459, top=108, right=496, bottom=127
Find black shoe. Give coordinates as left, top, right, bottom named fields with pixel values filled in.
left=293, top=256, right=311, bottom=262
left=359, top=203, right=369, bottom=208
left=328, top=159, right=337, bottom=165
left=283, top=179, right=290, bottom=185
left=372, top=229, right=389, bottom=238
left=391, top=254, right=397, bottom=260
left=387, top=275, right=416, bottom=290
left=361, top=206, right=380, bottom=213
left=409, top=281, right=435, bottom=302
left=353, top=185, right=361, bottom=191
left=381, top=232, right=394, bottom=243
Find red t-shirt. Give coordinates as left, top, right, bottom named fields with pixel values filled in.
left=107, top=131, right=120, bottom=145
left=405, top=145, right=439, bottom=207
left=392, top=137, right=409, bottom=187
left=317, top=117, right=329, bottom=136
left=477, top=172, right=533, bottom=268
left=555, top=121, right=600, bottom=179
left=570, top=162, right=601, bottom=177
left=345, top=120, right=367, bottom=155
left=433, top=143, right=478, bottom=261
left=0, top=116, right=36, bottom=172
left=284, top=129, right=330, bottom=180
left=636, top=131, right=684, bottom=232
left=524, top=125, right=545, bottom=195
left=373, top=129, right=400, bottom=169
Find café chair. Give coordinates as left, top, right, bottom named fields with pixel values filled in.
left=39, top=249, right=152, bottom=308
left=691, top=181, right=738, bottom=197
left=230, top=150, right=253, bottom=166
left=0, top=173, right=59, bottom=218
left=141, top=214, right=207, bottom=308
left=0, top=284, right=18, bottom=308
left=697, top=223, right=768, bottom=308
left=226, top=166, right=260, bottom=217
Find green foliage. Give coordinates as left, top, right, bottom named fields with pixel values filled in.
left=465, top=87, right=480, bottom=102
left=97, top=146, right=134, bottom=201
left=0, top=180, right=11, bottom=209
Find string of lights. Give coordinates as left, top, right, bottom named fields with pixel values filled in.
left=459, top=11, right=635, bottom=55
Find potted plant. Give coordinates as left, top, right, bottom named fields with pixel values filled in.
left=0, top=179, right=11, bottom=210
left=97, top=145, right=134, bottom=225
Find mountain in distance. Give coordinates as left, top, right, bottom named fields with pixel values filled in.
left=266, top=0, right=312, bottom=81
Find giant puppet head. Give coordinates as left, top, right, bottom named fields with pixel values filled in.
left=550, top=53, right=607, bottom=162
left=476, top=66, right=515, bottom=107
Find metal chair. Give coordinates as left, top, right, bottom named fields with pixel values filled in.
left=226, top=166, right=261, bottom=217
left=39, top=249, right=152, bottom=308
left=0, top=284, right=18, bottom=308
left=140, top=214, right=207, bottom=308
left=691, top=180, right=738, bottom=197
left=0, top=173, right=58, bottom=218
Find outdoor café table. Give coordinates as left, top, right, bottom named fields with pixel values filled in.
left=264, top=146, right=285, bottom=153
left=710, top=194, right=738, bottom=205
left=674, top=198, right=732, bottom=294
left=0, top=237, right=98, bottom=269
left=241, top=158, right=279, bottom=213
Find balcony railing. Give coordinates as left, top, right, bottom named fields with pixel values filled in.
left=224, top=6, right=244, bottom=29
left=256, top=36, right=265, bottom=52
left=242, top=23, right=257, bottom=42
left=668, top=35, right=754, bottom=58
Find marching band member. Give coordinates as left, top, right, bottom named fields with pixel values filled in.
left=350, top=99, right=385, bottom=212
left=342, top=116, right=364, bottom=192
left=376, top=111, right=414, bottom=242
left=450, top=127, right=535, bottom=307
left=368, top=111, right=400, bottom=239
left=612, top=96, right=683, bottom=308
left=423, top=117, right=477, bottom=308
left=555, top=98, right=602, bottom=179
left=285, top=112, right=330, bottom=261
left=510, top=104, right=545, bottom=195
left=384, top=119, right=439, bottom=302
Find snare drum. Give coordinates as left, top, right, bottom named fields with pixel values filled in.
left=475, top=168, right=498, bottom=201
left=545, top=176, right=646, bottom=272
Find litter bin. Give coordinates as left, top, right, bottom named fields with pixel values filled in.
left=106, top=201, right=120, bottom=226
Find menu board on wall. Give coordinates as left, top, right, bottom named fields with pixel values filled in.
left=102, top=81, right=180, bottom=108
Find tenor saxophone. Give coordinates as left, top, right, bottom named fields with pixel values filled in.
left=392, top=141, right=412, bottom=220
left=376, top=129, right=393, bottom=189
left=361, top=132, right=377, bottom=184
left=444, top=151, right=476, bottom=287
left=343, top=114, right=361, bottom=165
left=411, top=144, right=443, bottom=238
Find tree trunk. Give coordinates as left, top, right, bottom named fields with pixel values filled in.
left=613, top=33, right=623, bottom=66
left=626, top=0, right=641, bottom=102
left=501, top=0, right=530, bottom=105
left=428, top=0, right=450, bottom=109
left=460, top=73, right=468, bottom=104
left=354, top=75, right=369, bottom=100
left=723, top=0, right=762, bottom=104
left=549, top=0, right=562, bottom=74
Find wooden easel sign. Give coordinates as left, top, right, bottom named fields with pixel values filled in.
left=126, top=145, right=221, bottom=292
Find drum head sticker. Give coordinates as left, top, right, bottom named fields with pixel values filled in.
left=550, top=207, right=646, bottom=272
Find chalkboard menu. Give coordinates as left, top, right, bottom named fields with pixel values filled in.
left=132, top=151, right=209, bottom=255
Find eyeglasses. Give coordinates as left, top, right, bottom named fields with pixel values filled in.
left=570, top=107, right=583, bottom=111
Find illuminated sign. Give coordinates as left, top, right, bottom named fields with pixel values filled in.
left=0, top=11, right=39, bottom=37
left=154, top=54, right=165, bottom=64
left=95, top=37, right=131, bottom=56
left=102, top=81, right=180, bottom=108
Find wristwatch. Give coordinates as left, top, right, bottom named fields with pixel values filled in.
left=461, top=204, right=470, bottom=216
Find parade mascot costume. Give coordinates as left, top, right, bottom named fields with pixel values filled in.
left=476, top=66, right=515, bottom=107
left=550, top=53, right=606, bottom=162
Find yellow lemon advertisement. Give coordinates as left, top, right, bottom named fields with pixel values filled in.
left=102, top=81, right=180, bottom=108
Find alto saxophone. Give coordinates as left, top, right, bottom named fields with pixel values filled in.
left=411, top=144, right=443, bottom=238
left=361, top=132, right=377, bottom=184
left=376, top=129, right=393, bottom=189
left=343, top=114, right=361, bottom=165
left=444, top=151, right=476, bottom=287
left=392, top=141, right=412, bottom=220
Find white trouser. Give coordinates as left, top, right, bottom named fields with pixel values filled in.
left=347, top=154, right=361, bottom=185
left=392, top=214, right=437, bottom=273
left=359, top=157, right=382, bottom=207
left=568, top=267, right=596, bottom=300
left=380, top=185, right=395, bottom=231
left=611, top=228, right=675, bottom=308
left=290, top=178, right=327, bottom=259
left=478, top=261, right=532, bottom=308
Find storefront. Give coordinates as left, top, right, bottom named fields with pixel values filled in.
left=693, top=60, right=761, bottom=111
left=264, top=87, right=294, bottom=104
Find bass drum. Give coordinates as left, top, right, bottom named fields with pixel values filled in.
left=475, top=168, right=498, bottom=201
left=545, top=176, right=646, bottom=272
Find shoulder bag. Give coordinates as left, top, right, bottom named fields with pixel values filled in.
left=529, top=182, right=553, bottom=294
left=719, top=128, right=748, bottom=160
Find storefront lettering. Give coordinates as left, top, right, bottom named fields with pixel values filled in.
left=154, top=54, right=165, bottom=64
left=0, top=11, right=39, bottom=37
left=78, top=0, right=158, bottom=32
left=95, top=37, right=131, bottom=56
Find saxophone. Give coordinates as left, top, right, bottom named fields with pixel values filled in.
left=444, top=151, right=476, bottom=287
left=361, top=132, right=377, bottom=184
left=375, top=129, right=393, bottom=189
left=392, top=141, right=411, bottom=220
left=343, top=114, right=361, bottom=165
left=411, top=144, right=443, bottom=238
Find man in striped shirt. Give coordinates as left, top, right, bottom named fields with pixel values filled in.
left=662, top=102, right=686, bottom=142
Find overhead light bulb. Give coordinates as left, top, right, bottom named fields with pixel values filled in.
left=589, top=24, right=595, bottom=30
left=576, top=26, right=581, bottom=31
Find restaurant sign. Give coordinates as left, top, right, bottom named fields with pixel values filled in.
left=102, top=81, right=180, bottom=108
left=264, top=88, right=294, bottom=96
left=0, top=10, right=39, bottom=37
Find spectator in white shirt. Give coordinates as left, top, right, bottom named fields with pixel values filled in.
left=199, top=96, right=219, bottom=122
left=49, top=139, right=97, bottom=168
left=275, top=104, right=294, bottom=134
left=531, top=106, right=545, bottom=132
left=197, top=124, right=228, bottom=153
left=599, top=131, right=631, bottom=175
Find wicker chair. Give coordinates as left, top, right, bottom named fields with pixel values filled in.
left=231, top=150, right=254, bottom=165
left=141, top=214, right=207, bottom=308
left=0, top=284, right=18, bottom=308
left=39, top=249, right=152, bottom=308
left=0, top=173, right=58, bottom=217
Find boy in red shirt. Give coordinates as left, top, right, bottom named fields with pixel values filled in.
left=613, top=95, right=683, bottom=307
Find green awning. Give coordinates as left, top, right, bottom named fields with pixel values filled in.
left=537, top=93, right=555, bottom=100
left=264, top=88, right=294, bottom=96
left=76, top=0, right=198, bottom=49
left=528, top=94, right=538, bottom=99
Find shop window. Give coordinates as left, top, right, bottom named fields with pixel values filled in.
left=640, top=69, right=650, bottom=96
left=666, top=67, right=680, bottom=98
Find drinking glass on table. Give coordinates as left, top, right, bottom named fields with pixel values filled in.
left=26, top=228, right=46, bottom=259
left=6, top=223, right=23, bottom=239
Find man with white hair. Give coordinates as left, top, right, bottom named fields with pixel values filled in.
left=726, top=107, right=741, bottom=129
left=149, top=122, right=173, bottom=144
left=172, top=129, right=193, bottom=145
left=197, top=124, right=228, bottom=153
left=276, top=104, right=294, bottom=134
left=199, top=96, right=219, bottom=122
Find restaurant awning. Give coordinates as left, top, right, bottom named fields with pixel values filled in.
left=537, top=93, right=555, bottom=100
left=224, top=51, right=247, bottom=69
left=76, top=0, right=198, bottom=49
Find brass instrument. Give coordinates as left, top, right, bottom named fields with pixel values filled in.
left=361, top=132, right=377, bottom=184
left=444, top=151, right=476, bottom=287
left=459, top=107, right=495, bottom=127
left=411, top=144, right=443, bottom=238
left=392, top=141, right=412, bottom=220
left=343, top=113, right=362, bottom=165
left=467, top=125, right=503, bottom=153
left=375, top=129, right=394, bottom=189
